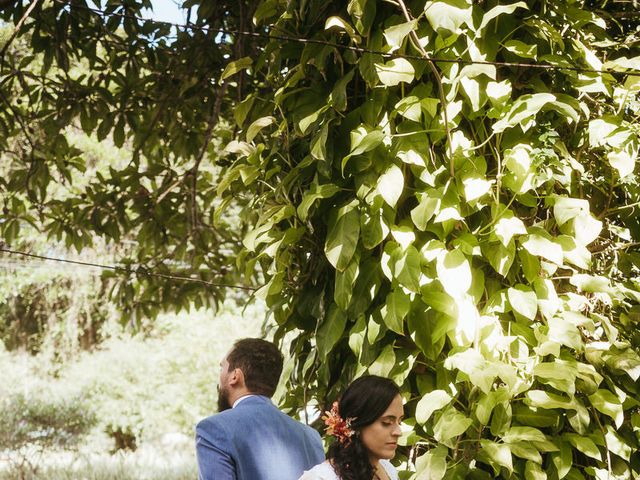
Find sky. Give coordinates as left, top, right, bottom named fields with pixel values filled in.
left=143, top=0, right=190, bottom=25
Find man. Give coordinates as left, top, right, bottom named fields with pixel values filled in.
left=196, top=338, right=325, bottom=480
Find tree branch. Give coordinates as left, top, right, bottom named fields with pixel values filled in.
left=0, top=0, right=42, bottom=63
left=0, top=88, right=36, bottom=150
left=189, top=80, right=228, bottom=232
left=396, top=0, right=454, bottom=175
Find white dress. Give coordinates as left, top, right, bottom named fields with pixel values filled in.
left=299, top=460, right=399, bottom=480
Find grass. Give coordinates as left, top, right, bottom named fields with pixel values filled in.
left=0, top=444, right=196, bottom=480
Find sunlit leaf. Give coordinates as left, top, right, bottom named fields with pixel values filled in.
left=436, top=249, right=472, bottom=298
left=246, top=116, right=275, bottom=143
left=588, top=389, right=624, bottom=428
left=414, top=446, right=447, bottom=480
left=424, top=0, right=473, bottom=34
left=375, top=58, right=415, bottom=86
left=416, top=390, right=452, bottom=424
left=377, top=164, right=404, bottom=207
left=382, top=288, right=410, bottom=334
left=507, top=284, right=537, bottom=320
left=383, top=20, right=418, bottom=51
left=220, top=56, right=253, bottom=81
left=433, top=406, right=473, bottom=442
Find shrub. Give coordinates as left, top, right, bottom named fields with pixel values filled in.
left=0, top=392, right=95, bottom=477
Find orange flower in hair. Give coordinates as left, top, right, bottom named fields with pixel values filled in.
left=322, top=401, right=356, bottom=445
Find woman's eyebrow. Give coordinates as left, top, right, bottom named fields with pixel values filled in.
left=381, top=414, right=405, bottom=420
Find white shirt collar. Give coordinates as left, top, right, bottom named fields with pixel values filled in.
left=232, top=394, right=258, bottom=408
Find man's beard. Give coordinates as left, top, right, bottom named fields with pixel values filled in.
left=217, top=385, right=232, bottom=412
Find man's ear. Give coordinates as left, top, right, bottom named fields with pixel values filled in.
left=228, top=367, right=245, bottom=387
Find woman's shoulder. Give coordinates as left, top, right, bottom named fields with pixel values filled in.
left=298, top=461, right=339, bottom=480
left=380, top=459, right=399, bottom=480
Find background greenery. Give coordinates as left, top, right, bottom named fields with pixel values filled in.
left=0, top=295, right=262, bottom=479
left=1, top=0, right=640, bottom=478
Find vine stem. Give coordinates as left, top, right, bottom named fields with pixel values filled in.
left=591, top=407, right=612, bottom=478
left=0, top=0, right=42, bottom=64
left=396, top=0, right=454, bottom=176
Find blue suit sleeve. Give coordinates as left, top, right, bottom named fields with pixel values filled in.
left=195, top=422, right=236, bottom=480
left=310, top=427, right=326, bottom=464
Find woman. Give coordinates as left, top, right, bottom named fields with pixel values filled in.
left=299, top=375, right=403, bottom=480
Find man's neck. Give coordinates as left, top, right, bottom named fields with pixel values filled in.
left=227, top=388, right=253, bottom=407
left=232, top=394, right=259, bottom=408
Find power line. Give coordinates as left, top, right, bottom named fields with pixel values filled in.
left=0, top=248, right=256, bottom=291
left=46, top=0, right=640, bottom=77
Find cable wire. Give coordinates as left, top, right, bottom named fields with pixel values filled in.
left=44, top=0, right=640, bottom=77
left=0, top=247, right=257, bottom=291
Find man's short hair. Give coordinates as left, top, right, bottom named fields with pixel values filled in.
left=227, top=338, right=284, bottom=397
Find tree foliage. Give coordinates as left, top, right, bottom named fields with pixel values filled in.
left=2, top=0, right=640, bottom=477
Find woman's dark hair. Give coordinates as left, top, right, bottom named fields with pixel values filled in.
left=327, top=375, right=401, bottom=480
left=227, top=338, right=283, bottom=397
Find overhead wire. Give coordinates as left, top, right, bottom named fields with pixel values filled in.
left=44, top=0, right=640, bottom=77
left=0, top=247, right=257, bottom=291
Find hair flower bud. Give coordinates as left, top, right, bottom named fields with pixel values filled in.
left=322, top=401, right=356, bottom=445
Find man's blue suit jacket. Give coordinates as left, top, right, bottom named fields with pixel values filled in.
left=195, top=395, right=325, bottom=480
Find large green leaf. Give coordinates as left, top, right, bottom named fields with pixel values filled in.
left=551, top=440, right=573, bottom=479
left=525, top=390, right=575, bottom=410
left=479, top=440, right=513, bottom=475
left=502, top=426, right=547, bottom=443
left=478, top=2, right=528, bottom=32
left=316, top=305, right=347, bottom=358
left=533, top=360, right=578, bottom=395
left=416, top=390, right=453, bottom=425
left=246, top=116, right=275, bottom=143
left=563, top=434, right=602, bottom=461
left=493, top=93, right=556, bottom=133
left=569, top=274, right=611, bottom=293
left=522, top=234, right=564, bottom=265
left=391, top=245, right=422, bottom=293
left=433, top=406, right=473, bottom=442
left=297, top=183, right=342, bottom=222
left=509, top=442, right=542, bottom=464
left=411, top=192, right=441, bottom=231
left=513, top=405, right=561, bottom=428
left=493, top=211, right=527, bottom=246
left=382, top=288, right=410, bottom=334
left=368, top=344, right=396, bottom=377
left=547, top=316, right=583, bottom=351
left=552, top=196, right=590, bottom=226
left=588, top=389, right=624, bottom=428
left=436, top=249, right=471, bottom=298
left=375, top=58, right=415, bottom=86
left=377, top=164, right=404, bottom=208
left=335, top=256, right=360, bottom=310
left=414, top=446, right=448, bottom=480
left=608, top=147, right=636, bottom=178
left=503, top=40, right=538, bottom=59
left=524, top=461, right=547, bottom=480
left=325, top=201, right=361, bottom=271
left=605, top=425, right=633, bottom=462
left=220, top=56, right=253, bottom=81
left=347, top=127, right=385, bottom=157
left=424, top=0, right=473, bottom=34
left=507, top=284, right=538, bottom=320
left=324, top=16, right=361, bottom=43
left=383, top=20, right=418, bottom=51
left=483, top=240, right=515, bottom=276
